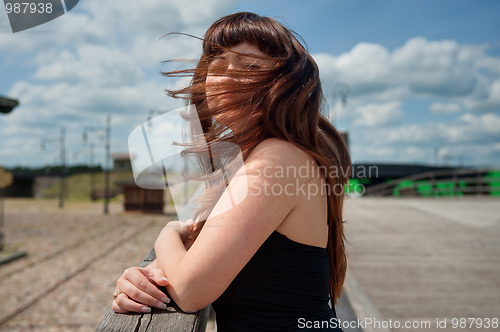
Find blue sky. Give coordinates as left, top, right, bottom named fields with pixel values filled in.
left=1, top=0, right=500, bottom=168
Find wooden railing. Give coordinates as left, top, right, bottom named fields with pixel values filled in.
left=95, top=249, right=211, bottom=332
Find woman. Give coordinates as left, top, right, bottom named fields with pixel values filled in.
left=112, top=12, right=350, bottom=331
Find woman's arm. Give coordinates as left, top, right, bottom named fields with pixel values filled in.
left=112, top=222, right=195, bottom=314
left=154, top=139, right=306, bottom=312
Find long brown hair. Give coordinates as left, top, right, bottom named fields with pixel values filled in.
left=162, top=12, right=351, bottom=304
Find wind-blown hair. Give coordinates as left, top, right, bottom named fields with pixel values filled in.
left=162, top=12, right=351, bottom=304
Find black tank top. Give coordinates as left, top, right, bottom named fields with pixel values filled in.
left=212, top=231, right=342, bottom=331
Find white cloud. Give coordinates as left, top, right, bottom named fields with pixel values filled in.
left=474, top=52, right=500, bottom=74
left=315, top=37, right=499, bottom=112
left=429, top=102, right=462, bottom=114
left=0, top=0, right=235, bottom=55
left=392, top=38, right=477, bottom=96
left=7, top=79, right=185, bottom=126
left=383, top=112, right=500, bottom=145
left=366, top=147, right=395, bottom=157
left=353, top=101, right=403, bottom=127
left=2, top=2, right=500, bottom=168
left=349, top=112, right=500, bottom=165
left=402, top=146, right=427, bottom=160
left=33, top=46, right=144, bottom=87
left=315, top=37, right=500, bottom=166
left=315, top=43, right=393, bottom=97
left=0, top=0, right=240, bottom=167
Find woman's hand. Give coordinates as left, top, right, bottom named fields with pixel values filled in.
left=112, top=266, right=170, bottom=314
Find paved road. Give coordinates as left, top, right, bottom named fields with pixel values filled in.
left=343, top=197, right=500, bottom=332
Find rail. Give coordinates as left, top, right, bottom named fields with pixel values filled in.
left=363, top=168, right=500, bottom=197
left=95, top=249, right=211, bottom=332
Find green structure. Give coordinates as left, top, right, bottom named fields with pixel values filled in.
left=348, top=167, right=500, bottom=197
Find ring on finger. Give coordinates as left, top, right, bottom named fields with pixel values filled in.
left=113, top=289, right=123, bottom=299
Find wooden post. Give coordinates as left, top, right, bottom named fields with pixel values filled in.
left=0, top=169, right=13, bottom=251
left=0, top=187, right=4, bottom=251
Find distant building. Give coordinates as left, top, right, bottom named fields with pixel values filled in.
left=3, top=173, right=60, bottom=198
left=116, top=178, right=165, bottom=214
left=112, top=153, right=132, bottom=172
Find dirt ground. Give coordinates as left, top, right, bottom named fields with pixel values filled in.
left=0, top=198, right=195, bottom=331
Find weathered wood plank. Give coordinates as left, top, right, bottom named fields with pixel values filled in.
left=138, top=306, right=210, bottom=332
left=139, top=248, right=156, bottom=267
left=95, top=308, right=146, bottom=332
left=96, top=304, right=211, bottom=332
left=95, top=248, right=210, bottom=332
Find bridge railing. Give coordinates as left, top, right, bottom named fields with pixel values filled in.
left=363, top=168, right=500, bottom=197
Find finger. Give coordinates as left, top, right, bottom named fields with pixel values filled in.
left=139, top=267, right=168, bottom=286
left=122, top=268, right=170, bottom=303
left=112, top=293, right=152, bottom=314
left=148, top=268, right=169, bottom=287
left=138, top=269, right=171, bottom=303
left=118, top=279, right=169, bottom=309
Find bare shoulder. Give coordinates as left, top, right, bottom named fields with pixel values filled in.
left=247, top=140, right=328, bottom=248
left=247, top=137, right=314, bottom=168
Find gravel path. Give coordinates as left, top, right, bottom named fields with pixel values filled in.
left=0, top=198, right=171, bottom=331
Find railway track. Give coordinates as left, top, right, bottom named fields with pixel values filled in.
left=0, top=221, right=156, bottom=328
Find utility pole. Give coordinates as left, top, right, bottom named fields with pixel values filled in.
left=330, top=82, right=350, bottom=126
left=83, top=115, right=111, bottom=215
left=41, top=127, right=66, bottom=209
left=59, top=127, right=66, bottom=208
left=104, top=115, right=111, bottom=215
left=90, top=143, right=96, bottom=197
left=74, top=142, right=97, bottom=198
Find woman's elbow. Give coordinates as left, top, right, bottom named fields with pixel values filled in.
left=175, top=297, right=210, bottom=313
left=176, top=302, right=204, bottom=314
left=167, top=281, right=212, bottom=313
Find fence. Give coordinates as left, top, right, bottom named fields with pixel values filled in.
left=362, top=168, right=500, bottom=197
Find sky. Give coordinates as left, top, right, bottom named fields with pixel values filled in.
left=1, top=0, right=500, bottom=169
